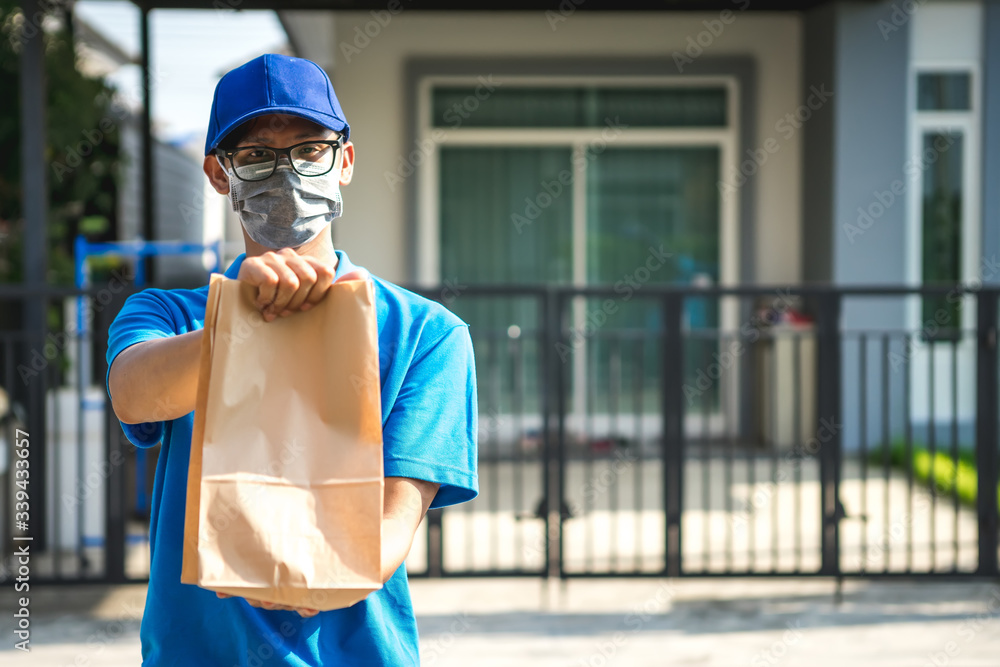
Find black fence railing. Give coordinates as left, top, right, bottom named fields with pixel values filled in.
left=1, top=283, right=998, bottom=584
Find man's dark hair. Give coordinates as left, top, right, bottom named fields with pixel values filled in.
left=217, top=116, right=337, bottom=152
left=216, top=118, right=261, bottom=152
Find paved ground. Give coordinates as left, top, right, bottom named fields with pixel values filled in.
left=3, top=577, right=1000, bottom=666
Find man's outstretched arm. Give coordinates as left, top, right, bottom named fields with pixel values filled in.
left=109, top=250, right=337, bottom=425
left=109, top=331, right=203, bottom=424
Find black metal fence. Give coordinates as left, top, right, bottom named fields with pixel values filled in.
left=1, top=283, right=998, bottom=585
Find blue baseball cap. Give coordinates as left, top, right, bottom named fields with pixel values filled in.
left=204, top=53, right=350, bottom=156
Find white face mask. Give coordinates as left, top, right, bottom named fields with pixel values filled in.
left=227, top=160, right=344, bottom=249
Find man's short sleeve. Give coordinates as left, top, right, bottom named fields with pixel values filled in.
left=105, top=290, right=180, bottom=449
left=382, top=324, right=479, bottom=509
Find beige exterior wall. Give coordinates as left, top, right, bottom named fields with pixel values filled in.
left=299, top=11, right=802, bottom=285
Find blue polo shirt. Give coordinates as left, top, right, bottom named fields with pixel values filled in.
left=106, top=250, right=479, bottom=666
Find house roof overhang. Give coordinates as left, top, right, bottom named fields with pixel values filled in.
left=131, top=0, right=845, bottom=10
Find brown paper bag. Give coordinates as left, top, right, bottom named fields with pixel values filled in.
left=182, top=273, right=383, bottom=611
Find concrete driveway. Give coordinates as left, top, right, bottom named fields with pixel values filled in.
left=3, top=577, right=1000, bottom=666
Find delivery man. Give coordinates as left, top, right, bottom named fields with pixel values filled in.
left=106, top=53, right=479, bottom=666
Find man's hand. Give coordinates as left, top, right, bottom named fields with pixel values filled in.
left=215, top=477, right=438, bottom=617
left=215, top=592, right=319, bottom=618
left=237, top=248, right=336, bottom=321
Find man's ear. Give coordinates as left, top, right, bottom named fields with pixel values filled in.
left=204, top=155, right=230, bottom=195
left=339, top=140, right=355, bottom=186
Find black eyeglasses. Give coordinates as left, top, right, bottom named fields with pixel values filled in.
left=214, top=139, right=344, bottom=182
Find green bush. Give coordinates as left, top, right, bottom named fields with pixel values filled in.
left=871, top=442, right=999, bottom=511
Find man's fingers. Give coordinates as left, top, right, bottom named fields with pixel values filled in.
left=232, top=594, right=315, bottom=615
left=216, top=592, right=232, bottom=599
left=237, top=258, right=280, bottom=314
left=262, top=252, right=301, bottom=318
left=237, top=251, right=339, bottom=319
left=303, top=257, right=335, bottom=308
left=283, top=256, right=320, bottom=314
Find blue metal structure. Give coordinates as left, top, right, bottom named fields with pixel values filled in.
left=73, top=236, right=222, bottom=517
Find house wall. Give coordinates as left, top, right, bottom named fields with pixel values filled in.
left=826, top=2, right=910, bottom=452
left=830, top=2, right=910, bottom=291
left=117, top=116, right=224, bottom=287
left=152, top=142, right=217, bottom=287
left=309, top=11, right=803, bottom=286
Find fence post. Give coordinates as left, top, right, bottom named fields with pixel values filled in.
left=976, top=290, right=999, bottom=577
left=19, top=0, right=49, bottom=551
left=104, top=406, right=127, bottom=583
left=542, top=288, right=564, bottom=579
left=815, top=291, right=842, bottom=577
left=661, top=294, right=684, bottom=578
left=426, top=508, right=444, bottom=577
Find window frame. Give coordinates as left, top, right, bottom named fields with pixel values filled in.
left=415, top=74, right=742, bottom=293
left=905, top=62, right=981, bottom=334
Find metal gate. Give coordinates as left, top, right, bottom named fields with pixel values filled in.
left=415, top=285, right=1000, bottom=580
left=1, top=284, right=998, bottom=584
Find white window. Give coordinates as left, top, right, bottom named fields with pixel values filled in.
left=416, top=75, right=741, bottom=435
left=905, top=63, right=980, bottom=426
